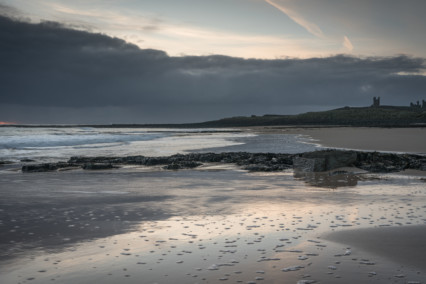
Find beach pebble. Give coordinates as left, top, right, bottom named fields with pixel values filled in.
left=207, top=264, right=219, bottom=270
left=257, top=257, right=280, bottom=262
left=282, top=265, right=304, bottom=272
left=359, top=261, right=375, bottom=265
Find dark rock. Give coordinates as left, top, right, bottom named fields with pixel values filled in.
left=163, top=163, right=181, bottom=170
left=163, top=161, right=202, bottom=170
left=180, top=161, right=202, bottom=168
left=20, top=158, right=35, bottom=162
left=22, top=163, right=59, bottom=172
left=69, top=156, right=118, bottom=164
left=353, top=151, right=423, bottom=173
left=22, top=162, right=79, bottom=172
left=0, top=160, right=13, bottom=166
left=82, top=163, right=115, bottom=170
left=293, top=150, right=357, bottom=172
left=22, top=150, right=425, bottom=174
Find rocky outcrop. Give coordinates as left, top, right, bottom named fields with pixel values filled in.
left=20, top=158, right=35, bottom=162
left=293, top=150, right=426, bottom=173
left=293, top=150, right=357, bottom=172
left=21, top=162, right=78, bottom=172
left=0, top=160, right=13, bottom=166
left=354, top=151, right=426, bottom=172
left=82, top=163, right=115, bottom=170
left=163, top=161, right=202, bottom=170
left=67, top=152, right=295, bottom=171
left=20, top=150, right=426, bottom=173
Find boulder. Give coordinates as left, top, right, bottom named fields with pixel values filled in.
left=163, top=161, right=202, bottom=170
left=22, top=163, right=59, bottom=172
left=293, top=150, right=358, bottom=172
left=0, top=160, right=13, bottom=166
left=20, top=158, right=35, bottom=162
left=82, top=163, right=115, bottom=170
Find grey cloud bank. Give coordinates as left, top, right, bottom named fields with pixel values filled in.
left=1, top=15, right=425, bottom=124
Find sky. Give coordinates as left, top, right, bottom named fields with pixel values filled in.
left=1, top=0, right=426, bottom=124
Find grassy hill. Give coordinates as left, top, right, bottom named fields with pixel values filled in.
left=3, top=106, right=426, bottom=128
left=173, top=106, right=426, bottom=128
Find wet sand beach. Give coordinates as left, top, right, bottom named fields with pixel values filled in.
left=1, top=127, right=426, bottom=284
left=1, top=166, right=426, bottom=283
left=254, top=127, right=426, bottom=154
left=324, top=225, right=426, bottom=271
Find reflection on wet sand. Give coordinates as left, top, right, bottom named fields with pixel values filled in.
left=293, top=169, right=359, bottom=189
left=1, top=167, right=426, bottom=284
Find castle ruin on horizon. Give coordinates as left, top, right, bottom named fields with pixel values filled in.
left=371, top=96, right=425, bottom=109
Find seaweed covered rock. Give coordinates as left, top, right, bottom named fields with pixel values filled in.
left=22, top=162, right=75, bottom=172
left=22, top=163, right=59, bottom=172
left=82, top=163, right=115, bottom=170
left=163, top=161, right=202, bottom=170
left=354, top=152, right=425, bottom=173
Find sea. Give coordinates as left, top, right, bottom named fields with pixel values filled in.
left=0, top=126, right=321, bottom=163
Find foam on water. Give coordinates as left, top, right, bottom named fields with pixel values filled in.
left=0, top=126, right=320, bottom=162
left=0, top=128, right=167, bottom=148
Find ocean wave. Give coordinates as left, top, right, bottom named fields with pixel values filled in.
left=0, top=128, right=168, bottom=149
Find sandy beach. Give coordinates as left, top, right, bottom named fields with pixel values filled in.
left=254, top=126, right=426, bottom=154
left=1, top=127, right=426, bottom=284
left=1, top=166, right=425, bottom=284
left=324, top=225, right=426, bottom=271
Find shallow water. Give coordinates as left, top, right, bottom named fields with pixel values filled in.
left=1, top=166, right=425, bottom=284
left=0, top=127, right=320, bottom=163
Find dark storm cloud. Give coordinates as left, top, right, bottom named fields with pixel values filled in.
left=1, top=14, right=425, bottom=123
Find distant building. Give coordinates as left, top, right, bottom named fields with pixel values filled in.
left=370, top=97, right=425, bottom=109
left=372, top=96, right=380, bottom=107
left=410, top=99, right=426, bottom=109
